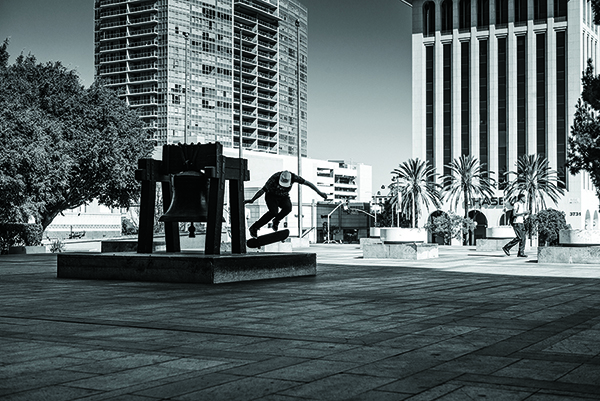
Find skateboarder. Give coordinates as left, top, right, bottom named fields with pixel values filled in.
left=244, top=170, right=328, bottom=238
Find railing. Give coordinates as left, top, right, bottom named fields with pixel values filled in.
left=99, top=43, right=127, bottom=51
left=100, top=8, right=128, bottom=18
left=237, top=0, right=276, bottom=16
left=130, top=63, right=157, bottom=70
left=234, top=11, right=256, bottom=22
left=258, top=30, right=276, bottom=39
left=129, top=75, right=156, bottom=82
left=130, top=4, right=156, bottom=13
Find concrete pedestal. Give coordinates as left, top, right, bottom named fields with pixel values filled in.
left=538, top=246, right=600, bottom=264
left=57, top=252, right=316, bottom=284
left=359, top=238, right=382, bottom=249
left=8, top=246, right=47, bottom=254
left=363, top=243, right=438, bottom=260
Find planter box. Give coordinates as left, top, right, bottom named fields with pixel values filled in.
left=363, top=243, right=438, bottom=260
left=538, top=245, right=600, bottom=264
left=379, top=228, right=427, bottom=244
left=486, top=226, right=515, bottom=239
left=8, top=246, right=47, bottom=254
left=369, top=227, right=381, bottom=238
left=559, top=229, right=600, bottom=246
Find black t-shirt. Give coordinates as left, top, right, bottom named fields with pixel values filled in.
left=262, top=171, right=305, bottom=197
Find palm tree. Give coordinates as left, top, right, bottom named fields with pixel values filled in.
left=504, top=154, right=565, bottom=216
left=391, top=158, right=442, bottom=228
left=442, top=155, right=496, bottom=219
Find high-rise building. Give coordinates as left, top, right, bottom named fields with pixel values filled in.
left=94, top=0, right=307, bottom=156
left=408, top=0, right=600, bottom=231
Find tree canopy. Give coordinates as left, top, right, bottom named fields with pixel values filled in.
left=0, top=40, right=154, bottom=231
left=568, top=60, right=600, bottom=201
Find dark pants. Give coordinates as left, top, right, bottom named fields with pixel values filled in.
left=505, top=223, right=526, bottom=255
left=250, top=193, right=292, bottom=230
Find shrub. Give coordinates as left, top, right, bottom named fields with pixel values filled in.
left=529, top=209, right=570, bottom=246
left=49, top=239, right=65, bottom=253
left=0, top=223, right=43, bottom=254
left=425, top=212, right=476, bottom=245
left=121, top=216, right=138, bottom=235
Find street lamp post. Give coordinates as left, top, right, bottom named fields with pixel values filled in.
left=183, top=31, right=189, bottom=144
left=295, top=19, right=302, bottom=238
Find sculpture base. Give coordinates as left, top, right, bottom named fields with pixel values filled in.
left=57, top=252, right=316, bottom=284
left=363, top=243, right=438, bottom=259
left=538, top=246, right=600, bottom=264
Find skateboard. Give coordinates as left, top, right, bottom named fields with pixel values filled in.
left=247, top=229, right=290, bottom=249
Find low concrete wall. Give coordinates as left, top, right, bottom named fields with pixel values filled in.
left=359, top=238, right=382, bottom=249
left=538, top=245, right=600, bottom=264
left=477, top=238, right=533, bottom=252
left=363, top=243, right=438, bottom=260
left=8, top=246, right=48, bottom=254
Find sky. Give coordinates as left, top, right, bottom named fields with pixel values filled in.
left=0, top=0, right=413, bottom=194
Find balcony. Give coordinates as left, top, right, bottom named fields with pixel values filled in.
left=129, top=62, right=157, bottom=71
left=129, top=27, right=157, bottom=37
left=129, top=39, right=157, bottom=48
left=100, top=8, right=128, bottom=18
left=100, top=19, right=127, bottom=29
left=99, top=42, right=127, bottom=52
left=129, top=51, right=157, bottom=60
left=129, top=4, right=157, bottom=13
left=129, top=74, right=156, bottom=83
left=129, top=16, right=157, bottom=26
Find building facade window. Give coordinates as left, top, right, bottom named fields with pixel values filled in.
left=536, top=33, right=546, bottom=158
left=477, top=0, right=489, bottom=27
left=459, top=0, right=471, bottom=30
left=479, top=39, right=488, bottom=177
left=461, top=41, right=470, bottom=156
left=515, top=0, right=527, bottom=24
left=443, top=43, right=452, bottom=180
left=556, top=30, right=567, bottom=188
left=498, top=37, right=508, bottom=188
left=423, top=2, right=436, bottom=37
left=517, top=35, right=527, bottom=158
left=554, top=0, right=568, bottom=19
left=441, top=0, right=453, bottom=33
left=496, top=0, right=508, bottom=25
left=534, top=0, right=547, bottom=20
left=426, top=45, right=435, bottom=168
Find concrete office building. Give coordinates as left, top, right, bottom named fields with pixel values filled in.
left=94, top=0, right=307, bottom=156
left=409, top=0, right=600, bottom=234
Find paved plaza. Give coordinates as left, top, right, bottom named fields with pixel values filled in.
left=2, top=244, right=600, bottom=400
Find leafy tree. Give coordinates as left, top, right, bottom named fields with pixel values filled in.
left=391, top=158, right=442, bottom=228
left=0, top=41, right=154, bottom=231
left=441, top=155, right=496, bottom=219
left=504, top=154, right=565, bottom=217
left=568, top=60, right=600, bottom=201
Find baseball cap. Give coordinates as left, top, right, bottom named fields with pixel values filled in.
left=279, top=171, right=292, bottom=187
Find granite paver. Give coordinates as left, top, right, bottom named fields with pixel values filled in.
left=1, top=244, right=600, bottom=400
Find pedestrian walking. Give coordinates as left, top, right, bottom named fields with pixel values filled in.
left=503, top=193, right=529, bottom=257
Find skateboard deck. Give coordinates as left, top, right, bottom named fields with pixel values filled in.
left=247, top=229, right=290, bottom=249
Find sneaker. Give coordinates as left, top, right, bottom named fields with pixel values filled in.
left=272, top=219, right=280, bottom=231
left=249, top=226, right=258, bottom=238
left=517, top=253, right=527, bottom=258
left=502, top=246, right=510, bottom=256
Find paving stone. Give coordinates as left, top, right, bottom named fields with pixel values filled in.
left=3, top=245, right=600, bottom=400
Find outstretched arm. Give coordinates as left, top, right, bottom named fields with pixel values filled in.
left=244, top=188, right=265, bottom=204
left=302, top=180, right=328, bottom=200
